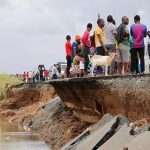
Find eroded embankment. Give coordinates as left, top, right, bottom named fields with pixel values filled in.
left=0, top=83, right=91, bottom=150
left=1, top=74, right=150, bottom=149
left=0, top=83, right=55, bottom=111
left=49, top=74, right=150, bottom=123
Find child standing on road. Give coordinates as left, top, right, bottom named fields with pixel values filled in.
left=73, top=49, right=85, bottom=77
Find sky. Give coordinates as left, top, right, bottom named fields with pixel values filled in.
left=0, top=0, right=150, bottom=74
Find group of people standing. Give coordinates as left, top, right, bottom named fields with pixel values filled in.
left=22, top=63, right=63, bottom=82
left=23, top=69, right=49, bottom=83
left=65, top=14, right=149, bottom=77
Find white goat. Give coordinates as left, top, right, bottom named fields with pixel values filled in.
left=89, top=53, right=116, bottom=76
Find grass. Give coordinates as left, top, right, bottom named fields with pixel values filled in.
left=0, top=74, right=23, bottom=99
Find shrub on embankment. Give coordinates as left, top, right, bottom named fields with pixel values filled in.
left=0, top=74, right=22, bottom=100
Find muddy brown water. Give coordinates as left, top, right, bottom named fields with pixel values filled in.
left=0, top=119, right=50, bottom=150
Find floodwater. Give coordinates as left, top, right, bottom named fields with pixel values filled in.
left=0, top=119, right=50, bottom=150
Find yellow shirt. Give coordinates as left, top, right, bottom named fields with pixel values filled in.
left=95, top=26, right=105, bottom=48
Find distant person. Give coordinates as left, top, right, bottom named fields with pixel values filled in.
left=38, top=65, right=45, bottom=81
left=23, top=72, right=26, bottom=82
left=51, top=64, right=58, bottom=80
left=65, top=35, right=72, bottom=77
left=26, top=72, right=29, bottom=83
left=28, top=71, right=32, bottom=83
left=44, top=70, right=49, bottom=81
left=130, top=15, right=147, bottom=74
left=82, top=23, right=92, bottom=75
left=72, top=35, right=81, bottom=60
left=32, top=72, right=36, bottom=83
left=16, top=74, right=19, bottom=78
left=104, top=15, right=117, bottom=74
left=35, top=71, right=40, bottom=82
left=117, top=16, right=130, bottom=75
left=57, top=64, right=61, bottom=74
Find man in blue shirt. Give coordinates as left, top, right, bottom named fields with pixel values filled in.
left=130, top=15, right=147, bottom=74
left=72, top=35, right=81, bottom=60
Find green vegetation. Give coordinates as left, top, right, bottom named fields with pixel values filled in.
left=0, top=74, right=23, bottom=99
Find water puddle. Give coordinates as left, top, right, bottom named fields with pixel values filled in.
left=0, top=119, right=50, bottom=150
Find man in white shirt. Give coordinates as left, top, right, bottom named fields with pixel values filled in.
left=104, top=15, right=117, bottom=74
left=51, top=64, right=58, bottom=80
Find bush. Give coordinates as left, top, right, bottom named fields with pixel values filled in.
left=0, top=74, right=22, bottom=100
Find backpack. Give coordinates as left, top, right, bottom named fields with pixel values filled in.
left=147, top=40, right=150, bottom=59
left=116, top=24, right=126, bottom=44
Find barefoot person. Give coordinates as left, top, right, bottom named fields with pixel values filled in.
left=130, top=15, right=147, bottom=74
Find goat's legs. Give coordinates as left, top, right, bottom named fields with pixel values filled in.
left=91, top=65, right=95, bottom=77
left=105, top=66, right=108, bottom=76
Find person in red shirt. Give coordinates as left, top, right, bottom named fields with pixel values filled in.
left=26, top=72, right=29, bottom=83
left=82, top=23, right=92, bottom=75
left=44, top=70, right=49, bottom=81
left=65, top=35, right=72, bottom=77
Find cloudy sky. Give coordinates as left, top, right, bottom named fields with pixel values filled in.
left=0, top=0, right=150, bottom=74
